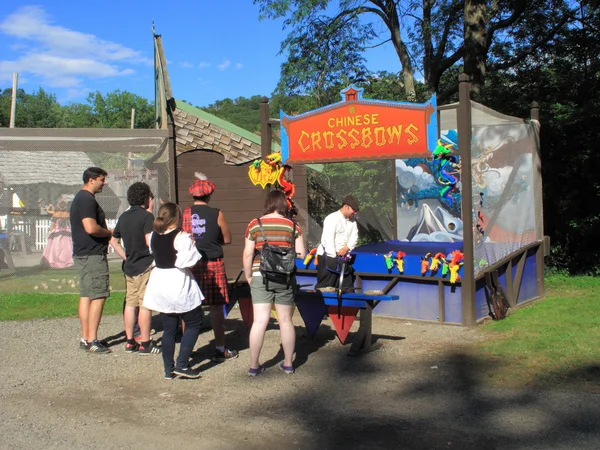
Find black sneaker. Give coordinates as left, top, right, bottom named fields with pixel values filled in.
left=172, top=366, right=201, bottom=379
left=80, top=338, right=109, bottom=349
left=164, top=371, right=175, bottom=380
left=213, top=348, right=239, bottom=363
left=87, top=340, right=111, bottom=354
left=139, top=341, right=161, bottom=355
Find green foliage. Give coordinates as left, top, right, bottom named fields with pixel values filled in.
left=0, top=88, right=63, bottom=128
left=201, top=95, right=264, bottom=133
left=84, top=90, right=155, bottom=128
left=308, top=160, right=394, bottom=246
left=255, top=0, right=574, bottom=101
left=0, top=88, right=155, bottom=129
left=480, top=1, right=600, bottom=274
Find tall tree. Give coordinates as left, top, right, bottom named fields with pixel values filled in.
left=0, top=88, right=62, bottom=128
left=85, top=90, right=155, bottom=129
left=480, top=1, right=600, bottom=274
left=255, top=0, right=574, bottom=101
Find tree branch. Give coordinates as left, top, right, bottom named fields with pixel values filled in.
left=434, top=0, right=463, bottom=64
left=331, top=5, right=390, bottom=29
left=439, top=47, right=464, bottom=74
left=487, top=0, right=527, bottom=39
left=365, top=38, right=392, bottom=49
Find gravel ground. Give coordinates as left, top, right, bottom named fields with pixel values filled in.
left=1, top=309, right=599, bottom=450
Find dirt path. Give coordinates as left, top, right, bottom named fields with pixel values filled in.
left=1, top=311, right=599, bottom=449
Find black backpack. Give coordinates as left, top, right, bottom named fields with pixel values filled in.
left=256, top=218, right=297, bottom=290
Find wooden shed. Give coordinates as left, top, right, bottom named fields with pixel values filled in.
left=153, top=31, right=307, bottom=279
left=171, top=101, right=308, bottom=278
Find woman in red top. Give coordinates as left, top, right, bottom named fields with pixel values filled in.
left=243, top=190, right=305, bottom=376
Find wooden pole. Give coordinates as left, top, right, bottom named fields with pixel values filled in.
left=260, top=97, right=273, bottom=199
left=530, top=101, right=545, bottom=298
left=9, top=73, right=18, bottom=128
left=128, top=109, right=135, bottom=169
left=457, top=73, right=476, bottom=326
left=260, top=97, right=272, bottom=159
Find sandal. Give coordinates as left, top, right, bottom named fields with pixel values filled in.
left=247, top=365, right=265, bottom=377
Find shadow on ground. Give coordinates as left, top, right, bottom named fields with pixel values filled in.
left=240, top=349, right=600, bottom=449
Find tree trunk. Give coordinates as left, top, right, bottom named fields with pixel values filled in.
left=464, top=0, right=487, bottom=94
left=387, top=4, right=416, bottom=100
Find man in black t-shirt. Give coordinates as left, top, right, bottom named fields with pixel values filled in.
left=70, top=167, right=112, bottom=354
left=110, top=182, right=160, bottom=355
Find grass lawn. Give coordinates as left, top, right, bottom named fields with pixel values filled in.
left=0, top=263, right=125, bottom=293
left=476, top=274, right=600, bottom=389
left=0, top=292, right=125, bottom=321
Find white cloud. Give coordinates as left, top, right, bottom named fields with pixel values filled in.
left=217, top=59, right=231, bottom=71
left=235, top=62, right=244, bottom=70
left=198, top=61, right=211, bottom=68
left=0, top=6, right=148, bottom=90
left=9, top=43, right=28, bottom=51
left=65, top=87, right=92, bottom=100
left=180, top=61, right=193, bottom=68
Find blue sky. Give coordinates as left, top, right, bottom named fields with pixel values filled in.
left=0, top=2, right=400, bottom=107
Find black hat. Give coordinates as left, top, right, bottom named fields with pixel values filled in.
left=342, top=195, right=360, bottom=212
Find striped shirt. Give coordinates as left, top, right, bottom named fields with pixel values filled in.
left=245, top=216, right=302, bottom=273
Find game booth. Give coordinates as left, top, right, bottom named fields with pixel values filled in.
left=235, top=74, right=546, bottom=354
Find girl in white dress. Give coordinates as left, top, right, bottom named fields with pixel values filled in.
left=143, top=203, right=204, bottom=379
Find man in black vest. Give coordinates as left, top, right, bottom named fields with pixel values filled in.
left=182, top=174, right=238, bottom=362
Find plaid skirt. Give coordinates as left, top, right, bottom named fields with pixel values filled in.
left=190, top=259, right=230, bottom=305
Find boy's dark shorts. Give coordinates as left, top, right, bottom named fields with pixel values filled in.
left=74, top=254, right=110, bottom=300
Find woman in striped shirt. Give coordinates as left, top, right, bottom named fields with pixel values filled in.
left=243, top=190, right=305, bottom=376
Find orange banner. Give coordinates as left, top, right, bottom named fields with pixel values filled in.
left=280, top=87, right=437, bottom=164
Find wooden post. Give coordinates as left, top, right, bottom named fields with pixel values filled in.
left=9, top=73, right=18, bottom=128
left=458, top=73, right=476, bottom=326
left=167, top=100, right=178, bottom=203
left=260, top=97, right=272, bottom=159
left=260, top=97, right=272, bottom=200
left=530, top=101, right=545, bottom=298
left=153, top=29, right=178, bottom=202
left=128, top=109, right=135, bottom=169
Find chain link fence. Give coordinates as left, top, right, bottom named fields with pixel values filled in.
left=0, top=128, right=170, bottom=294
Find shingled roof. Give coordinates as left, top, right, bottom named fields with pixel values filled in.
left=0, top=150, right=95, bottom=186
left=173, top=101, right=263, bottom=165
left=0, top=128, right=169, bottom=186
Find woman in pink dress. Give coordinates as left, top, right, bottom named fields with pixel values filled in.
left=41, top=200, right=74, bottom=269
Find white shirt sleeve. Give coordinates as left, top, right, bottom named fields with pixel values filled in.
left=173, top=231, right=201, bottom=269
left=318, top=212, right=337, bottom=257
left=347, top=221, right=358, bottom=251
left=147, top=231, right=154, bottom=254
